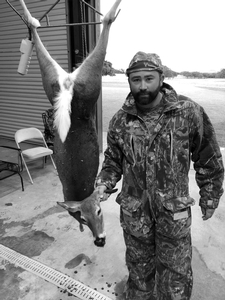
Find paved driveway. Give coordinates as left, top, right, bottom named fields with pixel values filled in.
left=0, top=147, right=224, bottom=299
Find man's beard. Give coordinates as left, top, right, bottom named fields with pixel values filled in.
left=133, top=84, right=161, bottom=106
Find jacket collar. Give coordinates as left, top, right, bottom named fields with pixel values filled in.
left=122, top=82, right=182, bottom=116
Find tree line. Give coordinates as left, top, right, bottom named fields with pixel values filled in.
left=102, top=61, right=225, bottom=79
left=179, top=69, right=225, bottom=79
left=102, top=61, right=124, bottom=76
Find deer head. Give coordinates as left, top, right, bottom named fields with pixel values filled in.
left=57, top=190, right=105, bottom=247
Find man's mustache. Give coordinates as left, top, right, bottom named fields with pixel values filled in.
left=138, top=92, right=149, bottom=96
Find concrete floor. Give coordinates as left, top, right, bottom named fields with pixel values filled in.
left=0, top=139, right=225, bottom=300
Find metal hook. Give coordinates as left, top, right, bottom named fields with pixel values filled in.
left=6, top=0, right=28, bottom=26
left=5, top=0, right=32, bottom=40
left=39, top=0, right=103, bottom=27
left=39, top=0, right=61, bottom=22
left=38, top=22, right=102, bottom=29
left=113, top=9, right=121, bottom=23
left=79, top=0, right=103, bottom=16
left=6, top=0, right=103, bottom=30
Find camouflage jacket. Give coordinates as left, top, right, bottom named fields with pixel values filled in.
left=96, top=83, right=224, bottom=215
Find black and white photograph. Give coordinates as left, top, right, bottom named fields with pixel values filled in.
left=0, top=1, right=224, bottom=299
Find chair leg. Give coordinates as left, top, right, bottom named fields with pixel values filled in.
left=50, top=155, right=56, bottom=169
left=18, top=172, right=24, bottom=191
left=43, top=156, right=46, bottom=168
left=21, top=156, right=34, bottom=184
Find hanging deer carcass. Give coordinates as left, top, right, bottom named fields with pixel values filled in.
left=19, top=0, right=121, bottom=247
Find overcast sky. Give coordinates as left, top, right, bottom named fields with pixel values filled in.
left=100, top=0, right=225, bottom=73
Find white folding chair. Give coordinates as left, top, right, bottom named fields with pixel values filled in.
left=15, top=127, right=56, bottom=184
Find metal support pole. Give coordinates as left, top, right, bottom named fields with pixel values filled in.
left=39, top=0, right=61, bottom=22
left=80, top=0, right=103, bottom=16
left=6, top=0, right=103, bottom=29
left=38, top=21, right=102, bottom=29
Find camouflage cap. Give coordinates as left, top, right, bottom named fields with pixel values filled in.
left=126, top=51, right=164, bottom=76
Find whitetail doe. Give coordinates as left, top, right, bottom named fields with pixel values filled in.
left=19, top=0, right=121, bottom=246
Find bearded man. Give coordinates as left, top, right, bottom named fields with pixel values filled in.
left=95, top=51, right=224, bottom=300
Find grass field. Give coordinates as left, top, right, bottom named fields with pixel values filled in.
left=102, top=76, right=225, bottom=147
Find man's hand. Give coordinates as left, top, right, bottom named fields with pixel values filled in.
left=95, top=185, right=109, bottom=202
left=201, top=207, right=215, bottom=220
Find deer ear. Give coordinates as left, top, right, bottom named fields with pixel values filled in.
left=57, top=201, right=82, bottom=213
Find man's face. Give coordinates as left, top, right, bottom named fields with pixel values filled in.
left=128, top=70, right=164, bottom=106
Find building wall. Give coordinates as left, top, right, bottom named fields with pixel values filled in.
left=0, top=0, right=68, bottom=139
left=0, top=0, right=102, bottom=151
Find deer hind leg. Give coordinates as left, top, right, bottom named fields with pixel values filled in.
left=19, top=0, right=75, bottom=142
left=19, top=0, right=69, bottom=101
left=102, top=0, right=122, bottom=25
left=73, top=0, right=122, bottom=98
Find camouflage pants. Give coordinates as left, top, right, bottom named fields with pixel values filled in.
left=120, top=206, right=193, bottom=300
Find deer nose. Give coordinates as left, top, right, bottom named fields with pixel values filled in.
left=94, top=237, right=106, bottom=247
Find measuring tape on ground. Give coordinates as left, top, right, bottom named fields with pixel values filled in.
left=0, top=243, right=112, bottom=300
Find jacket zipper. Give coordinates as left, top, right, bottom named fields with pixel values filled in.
left=122, top=109, right=167, bottom=222
left=140, top=113, right=166, bottom=222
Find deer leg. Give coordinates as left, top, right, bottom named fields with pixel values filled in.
left=72, top=0, right=122, bottom=98
left=19, top=0, right=74, bottom=142
left=19, top=0, right=69, bottom=105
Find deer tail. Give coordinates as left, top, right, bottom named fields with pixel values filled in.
left=54, top=76, right=74, bottom=143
